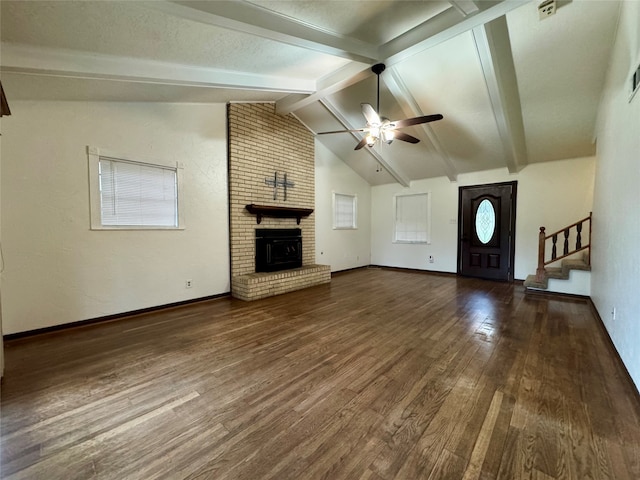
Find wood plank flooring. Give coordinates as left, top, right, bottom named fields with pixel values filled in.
left=1, top=268, right=640, bottom=479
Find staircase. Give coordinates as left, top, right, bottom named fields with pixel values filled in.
left=524, top=214, right=591, bottom=293
left=524, top=254, right=591, bottom=290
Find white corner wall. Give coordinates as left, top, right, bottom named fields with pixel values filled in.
left=1, top=101, right=229, bottom=334
left=592, top=1, right=640, bottom=390
left=371, top=157, right=595, bottom=280
left=0, top=129, right=4, bottom=374
left=315, top=140, right=371, bottom=272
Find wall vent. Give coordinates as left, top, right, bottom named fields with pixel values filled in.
left=538, top=0, right=556, bottom=20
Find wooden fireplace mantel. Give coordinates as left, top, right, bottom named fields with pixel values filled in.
left=245, top=204, right=314, bottom=225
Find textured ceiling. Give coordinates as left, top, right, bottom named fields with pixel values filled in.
left=249, top=1, right=452, bottom=44
left=0, top=0, right=622, bottom=186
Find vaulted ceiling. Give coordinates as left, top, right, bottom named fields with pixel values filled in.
left=0, top=0, right=620, bottom=186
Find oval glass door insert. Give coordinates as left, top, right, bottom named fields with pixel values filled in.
left=475, top=199, right=496, bottom=244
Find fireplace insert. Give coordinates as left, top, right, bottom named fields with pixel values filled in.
left=255, top=228, right=302, bottom=272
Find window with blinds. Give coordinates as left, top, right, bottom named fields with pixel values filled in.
left=88, top=147, right=183, bottom=230
left=394, top=193, right=430, bottom=243
left=333, top=193, right=357, bottom=229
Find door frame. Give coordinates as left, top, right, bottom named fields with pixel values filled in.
left=457, top=181, right=517, bottom=281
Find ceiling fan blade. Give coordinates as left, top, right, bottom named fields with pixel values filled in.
left=394, top=131, right=420, bottom=144
left=317, top=128, right=365, bottom=135
left=361, top=103, right=380, bottom=125
left=392, top=114, right=443, bottom=129
left=354, top=138, right=368, bottom=150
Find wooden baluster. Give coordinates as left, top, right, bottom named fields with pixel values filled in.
left=576, top=222, right=582, bottom=250
left=536, top=227, right=546, bottom=282
left=552, top=234, right=558, bottom=260
left=563, top=228, right=570, bottom=256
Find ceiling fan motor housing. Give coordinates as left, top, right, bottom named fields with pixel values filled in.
left=372, top=63, right=386, bottom=75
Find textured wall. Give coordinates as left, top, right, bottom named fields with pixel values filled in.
left=228, top=103, right=315, bottom=278
left=314, top=140, right=372, bottom=272
left=1, top=101, right=230, bottom=334
left=371, top=157, right=595, bottom=284
left=592, top=0, right=640, bottom=391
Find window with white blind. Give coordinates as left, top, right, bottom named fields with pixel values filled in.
left=333, top=192, right=357, bottom=229
left=394, top=192, right=431, bottom=244
left=88, top=147, right=184, bottom=230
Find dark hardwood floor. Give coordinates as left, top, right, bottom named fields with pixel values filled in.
left=1, top=268, right=639, bottom=479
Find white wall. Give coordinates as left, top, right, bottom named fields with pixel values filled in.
left=592, top=0, right=640, bottom=390
left=315, top=140, right=371, bottom=272
left=371, top=157, right=595, bottom=280
left=1, top=101, right=229, bottom=334
left=1, top=128, right=4, bottom=374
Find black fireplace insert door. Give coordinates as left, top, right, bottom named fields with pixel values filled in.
left=255, top=229, right=302, bottom=272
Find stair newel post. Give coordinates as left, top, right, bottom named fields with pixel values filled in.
left=536, top=227, right=546, bottom=282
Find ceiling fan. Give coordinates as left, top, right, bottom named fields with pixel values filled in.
left=317, top=63, right=443, bottom=150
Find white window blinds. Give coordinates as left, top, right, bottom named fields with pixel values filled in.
left=394, top=193, right=430, bottom=243
left=99, top=157, right=178, bottom=227
left=333, top=193, right=357, bottom=229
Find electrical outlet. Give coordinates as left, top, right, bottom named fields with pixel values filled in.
left=185, top=280, right=193, bottom=289
left=429, top=255, right=434, bottom=264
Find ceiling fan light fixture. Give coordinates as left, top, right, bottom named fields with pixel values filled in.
left=366, top=125, right=380, bottom=146
left=366, top=133, right=377, bottom=147
left=315, top=63, right=443, bottom=149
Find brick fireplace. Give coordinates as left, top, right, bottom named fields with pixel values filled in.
left=227, top=102, right=330, bottom=300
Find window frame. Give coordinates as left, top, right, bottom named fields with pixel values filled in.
left=393, top=192, right=431, bottom=244
left=332, top=192, right=358, bottom=230
left=88, top=146, right=185, bottom=230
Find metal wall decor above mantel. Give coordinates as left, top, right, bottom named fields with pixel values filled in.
left=245, top=204, right=313, bottom=225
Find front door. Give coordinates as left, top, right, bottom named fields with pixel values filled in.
left=458, top=181, right=517, bottom=281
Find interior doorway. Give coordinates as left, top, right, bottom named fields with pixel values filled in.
left=458, top=181, right=517, bottom=281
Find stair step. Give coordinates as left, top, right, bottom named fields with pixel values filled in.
left=545, top=267, right=566, bottom=279
left=524, top=256, right=591, bottom=291
left=524, top=274, right=547, bottom=290
left=562, top=259, right=591, bottom=271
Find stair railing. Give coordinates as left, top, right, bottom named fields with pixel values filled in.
left=536, top=213, right=591, bottom=282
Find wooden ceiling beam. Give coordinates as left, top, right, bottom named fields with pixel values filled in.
left=1, top=44, right=314, bottom=94
left=449, top=1, right=481, bottom=17
left=472, top=16, right=528, bottom=174
left=276, top=62, right=371, bottom=115
left=380, top=0, right=528, bottom=65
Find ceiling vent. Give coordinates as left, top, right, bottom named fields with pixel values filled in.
left=538, top=0, right=556, bottom=20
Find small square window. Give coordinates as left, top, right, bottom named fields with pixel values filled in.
left=394, top=193, right=431, bottom=244
left=333, top=193, right=357, bottom=229
left=88, top=147, right=184, bottom=230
